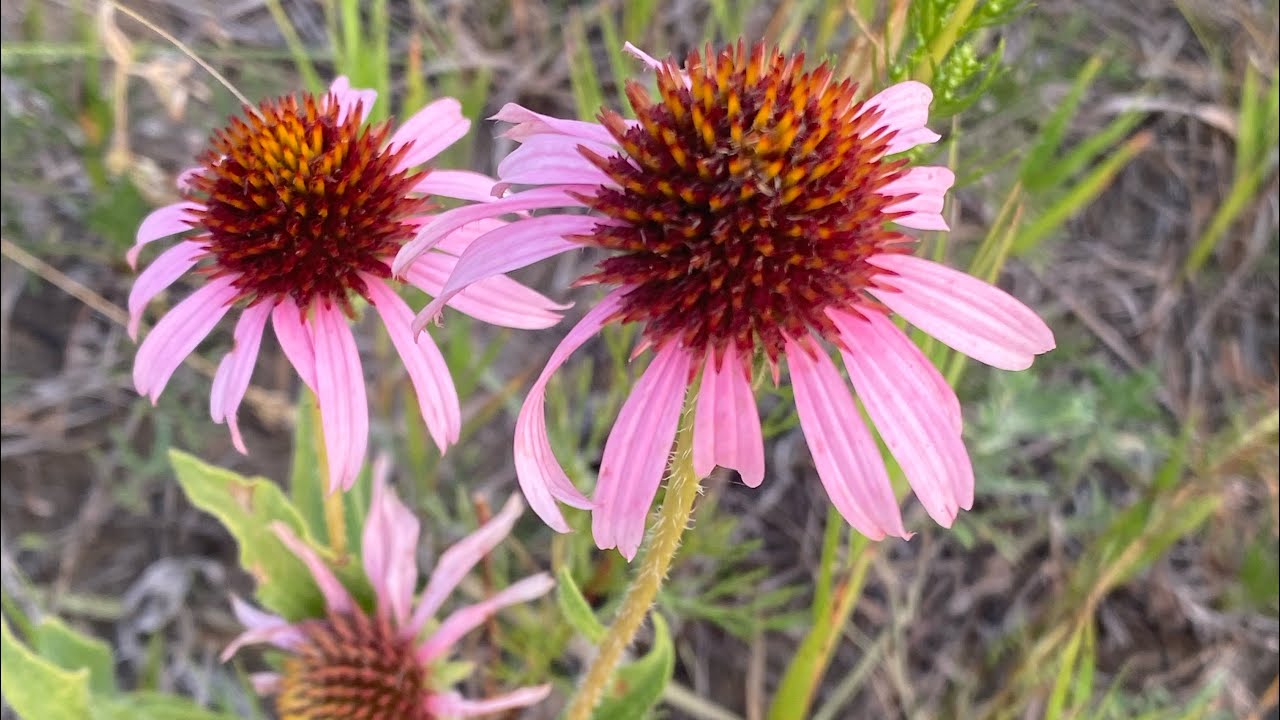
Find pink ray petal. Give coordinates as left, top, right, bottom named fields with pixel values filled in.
left=515, top=290, right=628, bottom=532
left=128, top=240, right=205, bottom=339
left=868, top=254, right=1055, bottom=371
left=361, top=455, right=420, bottom=627
left=424, top=686, right=552, bottom=718
left=831, top=308, right=962, bottom=435
left=491, top=103, right=619, bottom=145
left=128, top=202, right=202, bottom=268
left=326, top=76, right=376, bottom=124
left=220, top=595, right=301, bottom=661
left=693, top=346, right=765, bottom=487
left=833, top=311, right=974, bottom=525
left=210, top=302, right=271, bottom=454
left=362, top=277, right=460, bottom=453
left=310, top=302, right=369, bottom=492
left=403, top=252, right=570, bottom=331
left=271, top=297, right=317, bottom=392
left=392, top=186, right=594, bottom=277
left=411, top=214, right=594, bottom=331
left=592, top=344, right=694, bottom=561
left=879, top=166, right=955, bottom=231
left=858, top=81, right=942, bottom=155
left=132, top=276, right=238, bottom=402
left=425, top=217, right=509, bottom=257
left=785, top=338, right=909, bottom=540
left=407, top=494, right=524, bottom=637
left=412, top=170, right=502, bottom=203
left=270, top=522, right=355, bottom=614
left=416, top=573, right=554, bottom=664
left=389, top=97, right=470, bottom=171
left=496, top=134, right=616, bottom=186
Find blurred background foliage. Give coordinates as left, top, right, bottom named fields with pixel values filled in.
left=1, top=0, right=1277, bottom=718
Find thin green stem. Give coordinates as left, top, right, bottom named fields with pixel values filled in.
left=307, top=391, right=347, bottom=559
left=564, top=397, right=702, bottom=720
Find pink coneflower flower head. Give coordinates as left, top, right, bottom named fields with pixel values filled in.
left=223, top=463, right=554, bottom=719
left=129, top=77, right=568, bottom=492
left=392, top=42, right=1056, bottom=560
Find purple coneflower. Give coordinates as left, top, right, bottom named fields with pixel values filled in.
left=393, top=42, right=1055, bottom=559
left=129, top=77, right=568, bottom=491
left=224, top=463, right=553, bottom=719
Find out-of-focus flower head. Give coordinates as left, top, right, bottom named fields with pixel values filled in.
left=223, top=460, right=553, bottom=719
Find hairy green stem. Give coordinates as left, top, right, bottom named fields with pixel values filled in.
left=565, top=400, right=701, bottom=720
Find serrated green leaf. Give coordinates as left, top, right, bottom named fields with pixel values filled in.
left=33, top=616, right=115, bottom=695
left=169, top=449, right=324, bottom=621
left=556, top=567, right=606, bottom=643
left=93, top=692, right=240, bottom=720
left=1, top=617, right=91, bottom=720
left=594, top=613, right=675, bottom=720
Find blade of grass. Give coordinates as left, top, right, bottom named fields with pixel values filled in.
left=262, top=0, right=321, bottom=93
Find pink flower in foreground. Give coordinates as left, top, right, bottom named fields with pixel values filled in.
left=223, top=463, right=553, bottom=719
left=393, top=42, right=1056, bottom=559
left=129, top=77, right=568, bottom=491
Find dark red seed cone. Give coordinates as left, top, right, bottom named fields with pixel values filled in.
left=578, top=41, right=911, bottom=362
left=189, top=93, right=431, bottom=315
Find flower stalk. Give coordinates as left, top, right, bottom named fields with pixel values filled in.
left=565, top=396, right=701, bottom=720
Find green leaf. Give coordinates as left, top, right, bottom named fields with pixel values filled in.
left=594, top=613, right=676, bottom=720
left=93, top=692, right=240, bottom=720
left=556, top=567, right=606, bottom=643
left=1, top=617, right=91, bottom=720
left=169, top=449, right=324, bottom=620
left=33, top=616, right=116, bottom=695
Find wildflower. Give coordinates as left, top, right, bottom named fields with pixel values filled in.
left=129, top=77, right=568, bottom=491
left=393, top=42, right=1055, bottom=559
left=223, top=462, right=553, bottom=719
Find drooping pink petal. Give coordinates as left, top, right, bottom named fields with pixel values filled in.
left=496, top=134, right=616, bottom=186
left=416, top=573, right=555, bottom=664
left=220, top=595, right=302, bottom=661
left=128, top=240, right=204, bottom=339
left=592, top=345, right=694, bottom=561
left=515, top=291, right=628, bottom=532
left=868, top=254, right=1056, bottom=371
left=389, top=97, right=470, bottom=171
left=362, top=277, right=460, bottom=453
left=361, top=455, right=420, bottom=627
left=424, top=686, right=552, bottom=718
left=412, top=170, right=502, bottom=203
left=785, top=337, right=909, bottom=540
left=326, top=76, right=376, bottom=124
left=270, top=522, right=355, bottom=614
left=410, top=214, right=595, bottom=331
left=132, top=276, right=238, bottom=402
left=128, top=202, right=202, bottom=268
left=879, top=166, right=955, bottom=231
left=858, top=81, right=942, bottom=155
left=491, top=103, right=619, bottom=146
left=406, top=217, right=508, bottom=257
left=692, top=346, right=765, bottom=487
left=407, top=495, right=524, bottom=637
left=831, top=308, right=962, bottom=434
left=209, top=302, right=271, bottom=454
left=310, top=301, right=369, bottom=493
left=833, top=311, right=974, bottom=525
left=392, top=186, right=594, bottom=277
left=403, top=252, right=570, bottom=332
left=271, top=297, right=317, bottom=392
